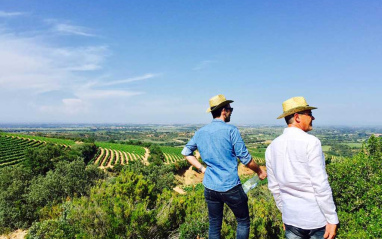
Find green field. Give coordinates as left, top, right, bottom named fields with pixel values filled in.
left=95, top=142, right=145, bottom=156
left=160, top=146, right=184, bottom=163
left=248, top=147, right=266, bottom=158
left=2, top=133, right=76, bottom=146
left=344, top=142, right=363, bottom=148
left=322, top=145, right=331, bottom=152
left=0, top=135, right=46, bottom=167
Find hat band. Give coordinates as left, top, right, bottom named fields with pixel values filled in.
left=210, top=106, right=217, bottom=111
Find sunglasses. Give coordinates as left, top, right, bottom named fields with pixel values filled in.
left=224, top=107, right=234, bottom=112
left=297, top=112, right=313, bottom=117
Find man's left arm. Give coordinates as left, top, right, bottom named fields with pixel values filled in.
left=307, top=138, right=339, bottom=225
left=231, top=127, right=266, bottom=179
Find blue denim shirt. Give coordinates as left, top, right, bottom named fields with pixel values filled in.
left=181, top=119, right=252, bottom=192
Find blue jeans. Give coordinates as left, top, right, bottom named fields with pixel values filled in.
left=204, top=184, right=250, bottom=239
left=285, top=224, right=326, bottom=239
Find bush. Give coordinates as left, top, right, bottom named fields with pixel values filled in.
left=327, top=135, right=382, bottom=238
left=0, top=144, right=105, bottom=234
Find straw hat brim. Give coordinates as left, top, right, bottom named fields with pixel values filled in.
left=277, top=106, right=317, bottom=119
left=206, top=100, right=234, bottom=113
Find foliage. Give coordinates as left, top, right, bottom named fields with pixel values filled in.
left=172, top=158, right=190, bottom=171
left=147, top=144, right=165, bottom=165
left=23, top=143, right=66, bottom=175
left=0, top=165, right=34, bottom=230
left=4, top=133, right=381, bottom=238
left=70, top=143, right=98, bottom=164
left=125, top=160, right=176, bottom=197
left=27, top=170, right=167, bottom=238
left=0, top=144, right=105, bottom=234
left=327, top=135, right=382, bottom=238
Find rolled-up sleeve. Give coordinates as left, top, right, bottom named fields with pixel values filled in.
left=307, top=139, right=339, bottom=224
left=181, top=135, right=197, bottom=156
left=231, top=127, right=252, bottom=165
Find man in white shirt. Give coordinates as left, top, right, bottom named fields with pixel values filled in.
left=266, top=96, right=339, bottom=239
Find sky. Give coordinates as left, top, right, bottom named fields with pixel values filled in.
left=0, top=1, right=381, bottom=126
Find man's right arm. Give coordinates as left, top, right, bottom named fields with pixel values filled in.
left=245, top=159, right=267, bottom=180
left=265, top=146, right=282, bottom=212
left=181, top=135, right=206, bottom=173
left=307, top=138, right=339, bottom=226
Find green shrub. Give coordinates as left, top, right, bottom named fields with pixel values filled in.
left=327, top=135, right=382, bottom=238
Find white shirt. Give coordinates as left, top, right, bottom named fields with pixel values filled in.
left=265, top=127, right=339, bottom=229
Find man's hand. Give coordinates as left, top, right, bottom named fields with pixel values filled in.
left=246, top=159, right=267, bottom=180
left=324, top=223, right=337, bottom=239
left=257, top=166, right=267, bottom=180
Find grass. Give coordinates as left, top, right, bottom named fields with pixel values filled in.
left=322, top=145, right=331, bottom=152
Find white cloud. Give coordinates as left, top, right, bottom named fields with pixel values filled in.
left=0, top=32, right=108, bottom=92
left=39, top=98, right=88, bottom=115
left=76, top=89, right=143, bottom=100
left=0, top=18, right=155, bottom=122
left=0, top=11, right=25, bottom=17
left=99, top=73, right=158, bottom=86
left=54, top=23, right=95, bottom=37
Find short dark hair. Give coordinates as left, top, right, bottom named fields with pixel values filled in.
left=285, top=114, right=294, bottom=124
left=211, top=106, right=224, bottom=118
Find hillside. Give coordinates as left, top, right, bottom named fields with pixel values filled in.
left=0, top=133, right=187, bottom=169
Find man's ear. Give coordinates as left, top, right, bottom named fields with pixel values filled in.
left=221, top=108, right=227, bottom=117
left=294, top=113, right=301, bottom=123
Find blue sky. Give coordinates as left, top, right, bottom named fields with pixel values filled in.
left=0, top=1, right=381, bottom=126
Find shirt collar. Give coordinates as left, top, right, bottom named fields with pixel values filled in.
left=212, top=118, right=225, bottom=123
left=284, top=126, right=306, bottom=134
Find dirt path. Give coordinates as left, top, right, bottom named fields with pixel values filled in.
left=163, top=152, right=171, bottom=163
left=0, top=230, right=27, bottom=239
left=122, top=152, right=129, bottom=164
left=126, top=152, right=134, bottom=162
left=131, top=153, right=138, bottom=161
left=173, top=186, right=186, bottom=195
left=175, top=165, right=204, bottom=186
left=99, top=149, right=109, bottom=169
left=173, top=164, right=265, bottom=194
left=118, top=151, right=124, bottom=165
left=106, top=150, right=114, bottom=167
left=94, top=148, right=105, bottom=165
left=142, top=147, right=150, bottom=165
left=114, top=150, right=120, bottom=165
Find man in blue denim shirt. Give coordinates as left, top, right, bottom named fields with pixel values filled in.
left=182, top=94, right=267, bottom=239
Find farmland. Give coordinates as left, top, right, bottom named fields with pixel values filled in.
left=0, top=131, right=187, bottom=169
left=0, top=124, right=381, bottom=238
left=1, top=124, right=379, bottom=169
left=0, top=135, right=45, bottom=168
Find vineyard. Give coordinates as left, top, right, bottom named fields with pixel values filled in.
left=92, top=142, right=147, bottom=168
left=0, top=133, right=187, bottom=169
left=160, top=146, right=184, bottom=163
left=0, top=135, right=46, bottom=168
left=8, top=133, right=76, bottom=146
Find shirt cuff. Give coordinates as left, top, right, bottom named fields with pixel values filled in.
left=181, top=147, right=193, bottom=156
left=327, top=214, right=339, bottom=225
left=240, top=154, right=252, bottom=165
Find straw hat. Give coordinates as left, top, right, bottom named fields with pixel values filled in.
left=206, top=94, right=234, bottom=112
left=277, top=96, right=317, bottom=119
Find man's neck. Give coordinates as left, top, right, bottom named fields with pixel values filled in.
left=215, top=116, right=226, bottom=122
left=288, top=124, right=305, bottom=131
